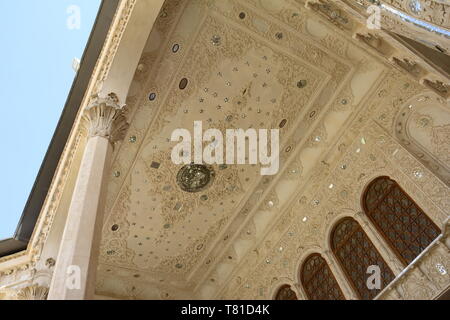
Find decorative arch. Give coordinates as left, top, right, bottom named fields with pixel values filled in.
left=363, top=176, right=441, bottom=265
left=273, top=285, right=298, bottom=300
left=300, top=253, right=345, bottom=300
left=331, top=218, right=395, bottom=300
left=394, top=92, right=450, bottom=186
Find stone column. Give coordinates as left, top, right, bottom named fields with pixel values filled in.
left=48, top=94, right=128, bottom=300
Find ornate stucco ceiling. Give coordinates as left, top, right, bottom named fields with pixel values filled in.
left=95, top=0, right=390, bottom=299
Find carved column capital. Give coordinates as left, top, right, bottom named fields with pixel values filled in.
left=11, top=285, right=49, bottom=300
left=83, top=93, right=130, bottom=142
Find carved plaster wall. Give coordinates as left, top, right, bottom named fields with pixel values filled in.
left=219, top=70, right=450, bottom=300
left=394, top=92, right=450, bottom=185
left=94, top=0, right=394, bottom=299
left=1, top=0, right=449, bottom=301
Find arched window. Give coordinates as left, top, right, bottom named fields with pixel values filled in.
left=300, top=254, right=345, bottom=300
left=363, top=176, right=440, bottom=265
left=274, top=285, right=298, bottom=300
left=331, top=218, right=395, bottom=300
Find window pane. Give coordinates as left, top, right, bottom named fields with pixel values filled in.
left=274, top=285, right=298, bottom=300
left=301, top=254, right=345, bottom=300
left=331, top=218, right=395, bottom=300
left=364, top=177, right=440, bottom=265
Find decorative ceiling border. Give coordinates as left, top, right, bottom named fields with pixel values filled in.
left=95, top=0, right=359, bottom=294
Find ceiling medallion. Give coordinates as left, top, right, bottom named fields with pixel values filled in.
left=176, top=164, right=215, bottom=193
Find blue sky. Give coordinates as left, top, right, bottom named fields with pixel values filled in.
left=0, top=1, right=101, bottom=239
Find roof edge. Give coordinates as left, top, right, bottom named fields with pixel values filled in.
left=0, top=0, right=120, bottom=258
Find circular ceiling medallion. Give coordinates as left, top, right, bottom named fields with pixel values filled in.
left=176, top=164, right=215, bottom=193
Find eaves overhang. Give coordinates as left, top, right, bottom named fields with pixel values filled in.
left=0, top=0, right=120, bottom=258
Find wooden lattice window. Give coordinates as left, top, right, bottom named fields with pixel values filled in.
left=363, top=177, right=440, bottom=265
left=300, top=254, right=345, bottom=300
left=331, top=218, right=395, bottom=300
left=274, top=285, right=298, bottom=300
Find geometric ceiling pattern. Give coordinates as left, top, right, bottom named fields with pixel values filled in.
left=95, top=0, right=387, bottom=299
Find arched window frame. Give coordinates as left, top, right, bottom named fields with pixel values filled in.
left=273, top=284, right=298, bottom=300
left=362, top=176, right=441, bottom=266
left=300, top=253, right=345, bottom=300
left=330, top=217, right=395, bottom=300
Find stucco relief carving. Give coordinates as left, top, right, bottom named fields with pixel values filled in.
left=355, top=33, right=394, bottom=56
left=97, top=0, right=363, bottom=297
left=224, top=132, right=447, bottom=299
left=394, top=92, right=450, bottom=185
left=1, top=0, right=448, bottom=300
left=411, top=112, right=450, bottom=166
left=0, top=285, right=49, bottom=301
left=381, top=0, right=450, bottom=29
left=15, top=285, right=49, bottom=300
left=423, top=79, right=450, bottom=98
left=322, top=0, right=450, bottom=90
left=219, top=71, right=449, bottom=300
left=337, top=0, right=450, bottom=52
left=83, top=93, right=129, bottom=142
left=392, top=57, right=425, bottom=78
left=94, top=0, right=138, bottom=92
left=378, top=240, right=450, bottom=300
left=307, top=1, right=354, bottom=31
